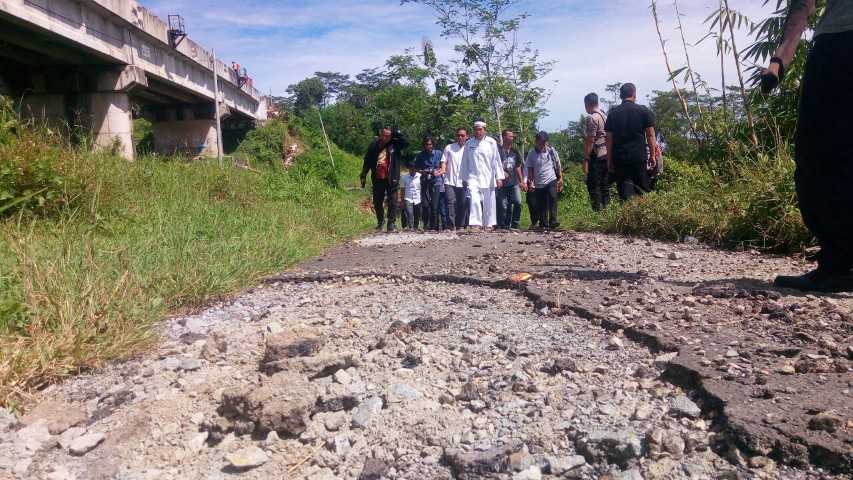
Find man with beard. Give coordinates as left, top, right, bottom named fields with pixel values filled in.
left=460, top=119, right=503, bottom=231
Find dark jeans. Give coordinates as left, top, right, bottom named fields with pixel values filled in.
left=795, top=30, right=853, bottom=270
left=614, top=161, right=650, bottom=201
left=586, top=157, right=611, bottom=211
left=446, top=186, right=470, bottom=229
left=372, top=178, right=397, bottom=226
left=497, top=184, right=522, bottom=228
left=421, top=182, right=443, bottom=230
left=534, top=180, right=559, bottom=228
left=526, top=189, right=538, bottom=226
left=438, top=190, right=448, bottom=229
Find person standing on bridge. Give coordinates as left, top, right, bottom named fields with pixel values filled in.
left=761, top=0, right=853, bottom=292
left=461, top=119, right=503, bottom=231
left=361, top=126, right=410, bottom=232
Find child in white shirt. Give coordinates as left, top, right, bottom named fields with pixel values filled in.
left=400, top=164, right=422, bottom=231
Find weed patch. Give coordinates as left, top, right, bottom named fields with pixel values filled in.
left=0, top=118, right=372, bottom=407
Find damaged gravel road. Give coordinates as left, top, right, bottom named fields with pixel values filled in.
left=1, top=230, right=851, bottom=479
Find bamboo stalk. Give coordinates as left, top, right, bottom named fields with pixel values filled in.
left=722, top=0, right=759, bottom=147
left=673, top=0, right=708, bottom=139
left=718, top=0, right=728, bottom=124
left=651, top=0, right=699, bottom=143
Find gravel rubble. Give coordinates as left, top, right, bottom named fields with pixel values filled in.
left=1, top=229, right=850, bottom=479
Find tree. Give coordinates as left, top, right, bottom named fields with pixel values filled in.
left=402, top=0, right=552, bottom=134
left=601, top=82, right=623, bottom=113
left=314, top=72, right=351, bottom=106
left=286, top=77, right=325, bottom=115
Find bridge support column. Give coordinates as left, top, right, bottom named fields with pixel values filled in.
left=150, top=104, right=221, bottom=158
left=9, top=66, right=145, bottom=160
left=87, top=91, right=134, bottom=159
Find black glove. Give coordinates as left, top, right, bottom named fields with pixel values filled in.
left=760, top=70, right=780, bottom=94
left=760, top=57, right=784, bottom=94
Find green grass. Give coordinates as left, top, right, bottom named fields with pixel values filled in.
left=0, top=124, right=372, bottom=408
left=557, top=151, right=813, bottom=253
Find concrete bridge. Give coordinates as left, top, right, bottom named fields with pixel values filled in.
left=0, top=0, right=267, bottom=159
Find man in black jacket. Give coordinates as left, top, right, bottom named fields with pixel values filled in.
left=360, top=126, right=410, bottom=232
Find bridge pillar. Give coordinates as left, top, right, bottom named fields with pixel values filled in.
left=150, top=104, right=221, bottom=158
left=9, top=66, right=146, bottom=160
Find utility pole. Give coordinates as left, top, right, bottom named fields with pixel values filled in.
left=212, top=48, right=224, bottom=166
left=317, top=107, right=335, bottom=169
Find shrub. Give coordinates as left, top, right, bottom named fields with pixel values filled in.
left=0, top=123, right=68, bottom=216
left=562, top=151, right=812, bottom=254
left=235, top=120, right=287, bottom=167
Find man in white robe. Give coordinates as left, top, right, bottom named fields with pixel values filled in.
left=460, top=119, right=503, bottom=230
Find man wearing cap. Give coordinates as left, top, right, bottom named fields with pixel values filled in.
left=760, top=0, right=853, bottom=292
left=604, top=83, right=657, bottom=201
left=525, top=131, right=563, bottom=230
left=461, top=119, right=503, bottom=231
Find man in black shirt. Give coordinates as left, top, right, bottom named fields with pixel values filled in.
left=604, top=83, right=657, bottom=201
left=497, top=129, right=524, bottom=230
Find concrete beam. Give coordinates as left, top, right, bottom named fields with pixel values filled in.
left=12, top=66, right=143, bottom=160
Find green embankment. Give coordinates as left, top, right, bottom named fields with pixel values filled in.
left=0, top=112, right=371, bottom=408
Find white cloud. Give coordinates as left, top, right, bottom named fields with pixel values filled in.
left=142, top=0, right=777, bottom=130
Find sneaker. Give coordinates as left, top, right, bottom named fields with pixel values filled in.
left=375, top=221, right=385, bottom=232
left=387, top=223, right=398, bottom=233
left=529, top=223, right=542, bottom=231
left=774, top=267, right=853, bottom=293
left=549, top=221, right=560, bottom=229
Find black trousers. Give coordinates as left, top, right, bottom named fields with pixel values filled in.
left=614, top=161, right=650, bottom=202
left=586, top=157, right=611, bottom=211
left=371, top=178, right=397, bottom=226
left=422, top=183, right=443, bottom=230
left=534, top=180, right=559, bottom=228
left=526, top=189, right=538, bottom=226
left=795, top=30, right=853, bottom=270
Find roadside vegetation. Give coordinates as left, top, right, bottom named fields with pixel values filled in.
left=280, top=0, right=813, bottom=254
left=0, top=0, right=817, bottom=408
left=0, top=96, right=370, bottom=408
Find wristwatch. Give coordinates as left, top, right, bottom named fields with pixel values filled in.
left=769, top=56, right=785, bottom=82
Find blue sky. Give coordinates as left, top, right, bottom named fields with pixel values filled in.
left=143, top=0, right=777, bottom=131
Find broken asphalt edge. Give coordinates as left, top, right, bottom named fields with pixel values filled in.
left=261, top=271, right=852, bottom=474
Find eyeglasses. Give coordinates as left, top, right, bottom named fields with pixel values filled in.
left=456, top=134, right=467, bottom=137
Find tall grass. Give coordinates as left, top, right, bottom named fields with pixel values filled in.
left=0, top=116, right=371, bottom=408
left=558, top=148, right=812, bottom=253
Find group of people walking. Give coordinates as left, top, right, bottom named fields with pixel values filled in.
left=360, top=83, right=662, bottom=233
left=360, top=120, right=565, bottom=233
